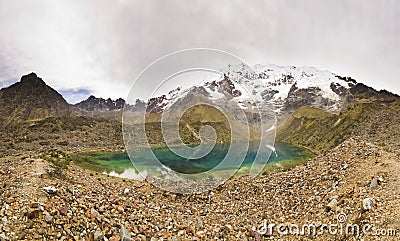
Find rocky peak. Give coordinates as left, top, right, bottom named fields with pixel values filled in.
left=75, top=96, right=126, bottom=111
left=0, top=73, right=71, bottom=126
left=212, top=74, right=242, bottom=98
left=20, top=72, right=43, bottom=84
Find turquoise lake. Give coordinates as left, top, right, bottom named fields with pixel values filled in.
left=75, top=142, right=314, bottom=180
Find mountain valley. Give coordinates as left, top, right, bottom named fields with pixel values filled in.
left=0, top=66, right=399, bottom=240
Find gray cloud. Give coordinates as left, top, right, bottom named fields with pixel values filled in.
left=0, top=0, right=399, bottom=102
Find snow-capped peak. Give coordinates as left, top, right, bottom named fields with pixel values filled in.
left=143, top=63, right=357, bottom=114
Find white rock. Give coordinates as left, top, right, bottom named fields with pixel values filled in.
left=119, top=226, right=131, bottom=241
left=362, top=198, right=373, bottom=211
left=43, top=186, right=57, bottom=194
left=93, top=231, right=104, bottom=241
left=369, top=179, right=379, bottom=190
left=124, top=188, right=130, bottom=195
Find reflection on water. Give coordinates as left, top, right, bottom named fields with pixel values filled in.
left=77, top=142, right=314, bottom=180
left=104, top=169, right=148, bottom=180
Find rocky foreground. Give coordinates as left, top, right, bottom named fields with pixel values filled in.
left=0, top=137, right=399, bottom=241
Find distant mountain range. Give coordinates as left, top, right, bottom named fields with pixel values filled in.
left=0, top=64, right=398, bottom=128
left=136, top=64, right=358, bottom=114
left=75, top=95, right=125, bottom=111
left=0, top=66, right=399, bottom=156
left=77, top=64, right=399, bottom=117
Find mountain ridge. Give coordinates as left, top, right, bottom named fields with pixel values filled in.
left=0, top=73, right=72, bottom=127
left=120, top=64, right=399, bottom=119
left=75, top=95, right=125, bottom=111
left=2, top=66, right=399, bottom=128
left=0, top=69, right=399, bottom=162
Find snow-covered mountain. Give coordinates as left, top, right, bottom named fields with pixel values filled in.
left=139, top=64, right=358, bottom=115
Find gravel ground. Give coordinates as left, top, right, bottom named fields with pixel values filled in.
left=0, top=138, right=399, bottom=241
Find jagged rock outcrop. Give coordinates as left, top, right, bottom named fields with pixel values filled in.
left=75, top=95, right=125, bottom=111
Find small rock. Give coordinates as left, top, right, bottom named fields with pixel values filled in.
left=123, top=188, right=130, bottom=195
left=32, top=172, right=43, bottom=177
left=5, top=197, right=14, bottom=204
left=369, top=178, right=379, bottom=190
left=109, top=236, right=119, bottom=241
left=117, top=206, right=124, bottom=213
left=93, top=231, right=104, bottom=241
left=27, top=209, right=41, bottom=219
left=129, top=213, right=136, bottom=221
left=98, top=206, right=105, bottom=213
left=195, top=230, right=205, bottom=237
left=59, top=207, right=68, bottom=216
left=43, top=186, right=57, bottom=194
left=186, top=226, right=195, bottom=234
left=224, top=224, right=233, bottom=231
left=145, top=174, right=153, bottom=182
left=195, top=217, right=203, bottom=229
left=30, top=202, right=39, bottom=209
left=362, top=198, right=373, bottom=211
left=90, top=208, right=101, bottom=222
left=45, top=213, right=53, bottom=223
left=119, top=226, right=131, bottom=241
left=326, top=199, right=338, bottom=212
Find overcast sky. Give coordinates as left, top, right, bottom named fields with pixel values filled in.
left=0, top=0, right=399, bottom=103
